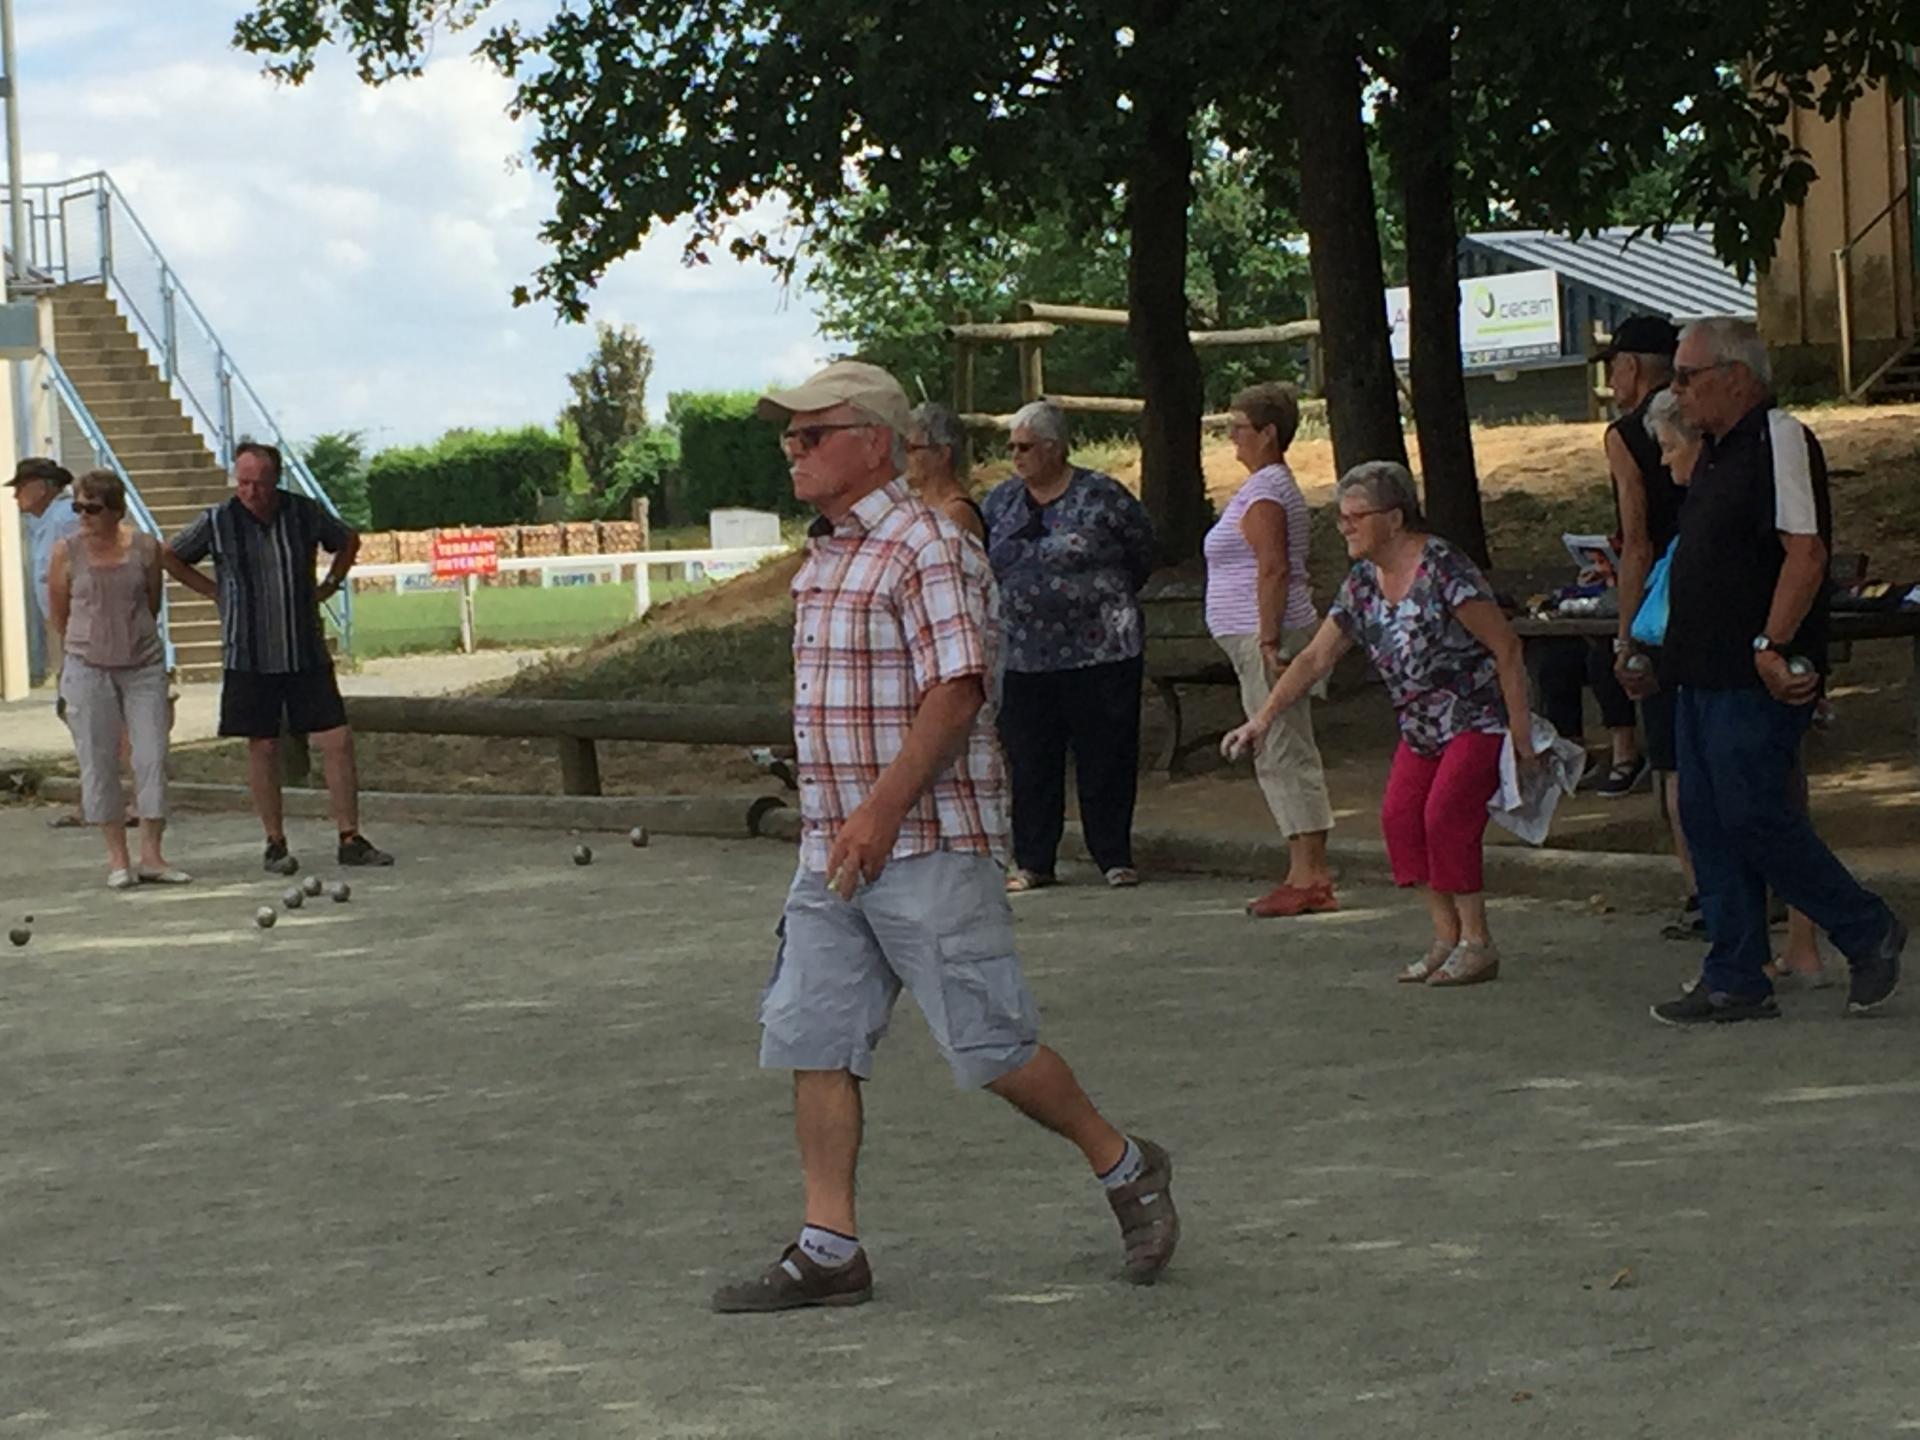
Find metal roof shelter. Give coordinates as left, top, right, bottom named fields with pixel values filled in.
left=1459, top=225, right=1756, bottom=362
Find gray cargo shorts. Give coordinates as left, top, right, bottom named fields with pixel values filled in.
left=759, top=850, right=1041, bottom=1089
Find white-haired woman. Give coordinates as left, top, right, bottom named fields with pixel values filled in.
left=983, top=400, right=1155, bottom=891
left=1224, top=462, right=1536, bottom=986
left=47, top=469, right=187, bottom=889
left=906, top=402, right=985, bottom=543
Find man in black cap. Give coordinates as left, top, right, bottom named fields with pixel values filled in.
left=7, top=458, right=81, bottom=685
left=1599, top=317, right=1696, bottom=922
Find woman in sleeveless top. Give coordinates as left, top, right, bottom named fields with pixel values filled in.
left=905, top=402, right=986, bottom=544
left=46, top=469, right=188, bottom=889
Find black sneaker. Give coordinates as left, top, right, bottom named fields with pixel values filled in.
left=338, top=833, right=395, bottom=867
left=263, top=838, right=299, bottom=876
left=1651, top=986, right=1780, bottom=1026
left=1594, top=756, right=1652, bottom=799
left=1847, top=912, right=1906, bottom=1015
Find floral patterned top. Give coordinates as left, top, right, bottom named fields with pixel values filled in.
left=983, top=468, right=1155, bottom=674
left=1328, top=536, right=1507, bottom=757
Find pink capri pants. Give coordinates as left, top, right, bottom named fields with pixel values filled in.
left=1380, top=732, right=1505, bottom=895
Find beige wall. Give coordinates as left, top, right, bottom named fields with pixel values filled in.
left=1759, top=83, right=1915, bottom=360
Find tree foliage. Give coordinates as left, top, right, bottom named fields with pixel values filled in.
left=563, top=321, right=656, bottom=498
left=302, top=429, right=372, bottom=530
left=236, top=0, right=1920, bottom=566
left=366, top=426, right=571, bottom=529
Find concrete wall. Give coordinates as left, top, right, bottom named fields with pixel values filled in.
left=1759, top=83, right=1915, bottom=386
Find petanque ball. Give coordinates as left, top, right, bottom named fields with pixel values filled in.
left=1787, top=655, right=1816, bottom=677
left=1623, top=653, right=1652, bottom=676
left=255, top=906, right=278, bottom=930
left=283, top=888, right=305, bottom=911
left=7, top=926, right=29, bottom=948
left=302, top=875, right=324, bottom=897
left=574, top=844, right=593, bottom=866
left=628, top=826, right=650, bottom=849
left=330, top=882, right=352, bottom=904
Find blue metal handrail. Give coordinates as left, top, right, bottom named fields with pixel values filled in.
left=13, top=171, right=353, bottom=654
left=42, top=352, right=178, bottom=672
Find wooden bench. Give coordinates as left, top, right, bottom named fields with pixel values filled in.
left=1140, top=574, right=1240, bottom=773
left=342, top=696, right=794, bottom=796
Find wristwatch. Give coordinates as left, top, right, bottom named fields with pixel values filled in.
left=1752, top=635, right=1776, bottom=654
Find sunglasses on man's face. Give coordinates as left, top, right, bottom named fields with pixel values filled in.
left=782, top=421, right=874, bottom=453
left=72, top=501, right=108, bottom=515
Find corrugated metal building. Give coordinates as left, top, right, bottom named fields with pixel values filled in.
left=1448, top=226, right=1755, bottom=421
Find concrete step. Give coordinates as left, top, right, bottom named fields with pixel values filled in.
left=121, top=464, right=226, bottom=485
left=69, top=379, right=175, bottom=406
left=95, top=414, right=198, bottom=440
left=148, top=502, right=218, bottom=530
left=62, top=362, right=164, bottom=390
left=132, top=488, right=228, bottom=512
left=78, top=396, right=184, bottom=422
left=52, top=320, right=143, bottom=351
left=116, top=448, right=219, bottom=474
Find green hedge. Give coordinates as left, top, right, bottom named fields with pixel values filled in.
left=667, top=391, right=800, bottom=521
left=368, top=427, right=571, bottom=530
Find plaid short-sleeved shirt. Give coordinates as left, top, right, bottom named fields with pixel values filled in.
left=792, top=480, right=1008, bottom=872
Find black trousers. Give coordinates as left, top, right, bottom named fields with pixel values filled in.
left=998, top=655, right=1143, bottom=875
left=1529, top=637, right=1635, bottom=741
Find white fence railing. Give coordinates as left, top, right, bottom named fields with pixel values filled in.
left=342, top=546, right=790, bottom=653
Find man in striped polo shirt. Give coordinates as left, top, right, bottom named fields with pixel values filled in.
left=709, top=361, right=1178, bottom=1314
left=163, top=442, right=392, bottom=874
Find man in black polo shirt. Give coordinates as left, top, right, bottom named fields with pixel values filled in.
left=163, top=442, right=393, bottom=874
left=1650, top=319, right=1903, bottom=1025
left=1602, top=316, right=1694, bottom=927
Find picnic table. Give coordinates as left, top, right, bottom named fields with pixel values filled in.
left=1510, top=609, right=1920, bottom=759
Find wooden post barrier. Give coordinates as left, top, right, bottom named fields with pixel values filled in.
left=343, top=696, right=796, bottom=798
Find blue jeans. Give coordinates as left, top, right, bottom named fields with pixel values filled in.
left=1676, top=687, right=1893, bottom=996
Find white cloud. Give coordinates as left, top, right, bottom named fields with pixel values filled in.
left=19, top=0, right=831, bottom=447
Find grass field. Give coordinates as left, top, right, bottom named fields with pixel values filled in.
left=335, top=577, right=714, bottom=659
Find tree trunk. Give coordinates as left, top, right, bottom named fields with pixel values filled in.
left=1393, top=12, right=1489, bottom=565
left=1127, top=7, right=1209, bottom=565
left=1287, top=24, right=1408, bottom=476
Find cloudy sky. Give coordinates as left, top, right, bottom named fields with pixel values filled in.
left=19, top=0, right=833, bottom=447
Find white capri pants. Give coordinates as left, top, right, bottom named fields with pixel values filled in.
left=61, top=656, right=170, bottom=824
left=1216, top=629, right=1335, bottom=838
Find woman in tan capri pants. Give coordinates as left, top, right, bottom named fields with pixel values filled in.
left=1204, top=381, right=1337, bottom=917
left=47, top=469, right=188, bottom=890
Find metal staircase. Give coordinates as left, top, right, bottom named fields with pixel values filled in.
left=14, top=172, right=352, bottom=681
left=49, top=282, right=227, bottom=679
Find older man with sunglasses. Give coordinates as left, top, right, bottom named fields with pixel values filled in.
left=710, top=360, right=1178, bottom=1313
left=1649, top=318, right=1906, bottom=1025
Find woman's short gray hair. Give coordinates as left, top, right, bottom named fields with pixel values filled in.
left=909, top=402, right=969, bottom=478
left=1681, top=316, right=1772, bottom=386
left=1643, top=387, right=1697, bottom=445
left=1335, top=460, right=1424, bottom=529
left=1009, top=400, right=1069, bottom=450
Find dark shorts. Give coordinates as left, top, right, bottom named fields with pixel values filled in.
left=218, top=667, right=349, bottom=740
left=1642, top=671, right=1677, bottom=772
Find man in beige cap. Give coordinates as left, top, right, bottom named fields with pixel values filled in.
left=710, top=360, right=1179, bottom=1312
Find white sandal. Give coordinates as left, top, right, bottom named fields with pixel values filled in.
left=106, top=869, right=137, bottom=891
left=138, top=867, right=193, bottom=885
left=1399, top=941, right=1456, bottom=984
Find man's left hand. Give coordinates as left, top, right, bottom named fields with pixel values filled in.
left=1756, top=650, right=1820, bottom=706
left=825, top=799, right=905, bottom=900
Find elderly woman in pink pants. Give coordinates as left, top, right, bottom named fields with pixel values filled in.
left=1224, top=461, right=1536, bottom=987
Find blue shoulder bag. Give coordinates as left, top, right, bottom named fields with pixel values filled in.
left=1629, top=538, right=1678, bottom=647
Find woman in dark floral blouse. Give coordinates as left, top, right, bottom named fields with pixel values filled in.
left=983, top=401, right=1155, bottom=892
left=1223, top=461, right=1537, bottom=986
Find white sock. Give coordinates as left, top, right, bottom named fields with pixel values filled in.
left=796, top=1224, right=860, bottom=1269
left=1097, top=1137, right=1145, bottom=1191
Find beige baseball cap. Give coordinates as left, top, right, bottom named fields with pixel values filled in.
left=757, top=359, right=912, bottom=435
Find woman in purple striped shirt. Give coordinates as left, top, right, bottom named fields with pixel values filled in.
left=1203, top=383, right=1337, bottom=917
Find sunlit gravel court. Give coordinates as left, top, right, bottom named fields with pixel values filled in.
left=2, top=806, right=1916, bottom=1438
